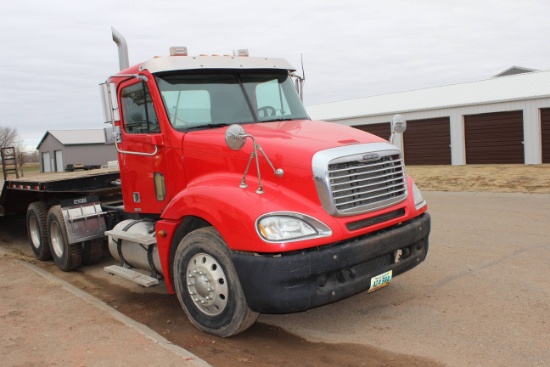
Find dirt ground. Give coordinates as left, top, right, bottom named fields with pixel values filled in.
left=0, top=214, right=443, bottom=367
left=407, top=164, right=550, bottom=193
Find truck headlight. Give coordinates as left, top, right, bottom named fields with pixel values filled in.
left=256, top=212, right=332, bottom=242
left=412, top=182, right=427, bottom=210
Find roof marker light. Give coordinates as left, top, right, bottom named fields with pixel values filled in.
left=235, top=49, right=249, bottom=57
left=170, top=46, right=188, bottom=56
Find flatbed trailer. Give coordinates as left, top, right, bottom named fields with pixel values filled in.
left=0, top=167, right=121, bottom=216
left=0, top=167, right=123, bottom=273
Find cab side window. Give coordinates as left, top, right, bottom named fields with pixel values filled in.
left=120, top=82, right=160, bottom=134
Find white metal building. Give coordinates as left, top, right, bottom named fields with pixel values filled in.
left=306, top=69, right=550, bottom=165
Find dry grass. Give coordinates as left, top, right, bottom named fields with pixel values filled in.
left=407, top=164, right=550, bottom=194
left=0, top=162, right=40, bottom=178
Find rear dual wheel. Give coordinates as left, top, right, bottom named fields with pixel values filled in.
left=82, top=239, right=105, bottom=266
left=26, top=202, right=52, bottom=260
left=27, top=203, right=104, bottom=270
left=47, top=205, right=83, bottom=271
left=173, top=227, right=259, bottom=337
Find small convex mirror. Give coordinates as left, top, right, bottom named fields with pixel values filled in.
left=389, top=114, right=407, bottom=144
left=225, top=124, right=247, bottom=151
left=391, top=114, right=407, bottom=134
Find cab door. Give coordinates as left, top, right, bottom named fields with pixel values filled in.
left=117, top=80, right=167, bottom=214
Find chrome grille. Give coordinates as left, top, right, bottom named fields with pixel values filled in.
left=313, top=143, right=407, bottom=217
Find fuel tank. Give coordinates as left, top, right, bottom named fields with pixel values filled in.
left=107, top=219, right=163, bottom=275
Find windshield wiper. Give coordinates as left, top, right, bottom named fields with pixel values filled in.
left=260, top=118, right=295, bottom=123
left=184, top=123, right=229, bottom=132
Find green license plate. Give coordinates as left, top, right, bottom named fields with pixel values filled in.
left=368, top=270, right=392, bottom=293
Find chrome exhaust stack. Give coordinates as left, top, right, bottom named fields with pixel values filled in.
left=111, top=27, right=129, bottom=71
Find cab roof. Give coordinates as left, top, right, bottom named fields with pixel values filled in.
left=139, top=55, right=296, bottom=74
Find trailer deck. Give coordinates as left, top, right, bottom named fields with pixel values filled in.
left=0, top=167, right=121, bottom=216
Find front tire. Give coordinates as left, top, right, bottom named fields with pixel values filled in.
left=47, top=205, right=82, bottom=271
left=26, top=202, right=52, bottom=260
left=173, top=227, right=259, bottom=337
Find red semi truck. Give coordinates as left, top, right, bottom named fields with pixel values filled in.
left=1, top=29, right=430, bottom=337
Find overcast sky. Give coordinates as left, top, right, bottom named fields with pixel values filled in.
left=1, top=0, right=549, bottom=149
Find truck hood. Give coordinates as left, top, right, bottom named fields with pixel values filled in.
left=183, top=119, right=387, bottom=172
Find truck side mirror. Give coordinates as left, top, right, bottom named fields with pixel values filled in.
left=225, top=124, right=247, bottom=151
left=104, top=126, right=115, bottom=144
left=390, top=114, right=407, bottom=144
left=100, top=82, right=120, bottom=123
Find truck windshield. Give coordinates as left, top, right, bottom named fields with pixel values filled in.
left=155, top=70, right=309, bottom=131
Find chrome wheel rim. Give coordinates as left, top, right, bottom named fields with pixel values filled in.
left=29, top=215, right=41, bottom=249
left=186, top=253, right=228, bottom=316
left=50, top=221, right=64, bottom=258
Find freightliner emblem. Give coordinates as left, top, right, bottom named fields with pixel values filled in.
left=362, top=153, right=380, bottom=161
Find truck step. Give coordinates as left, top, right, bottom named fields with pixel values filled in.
left=105, top=228, right=157, bottom=246
left=104, top=265, right=160, bottom=287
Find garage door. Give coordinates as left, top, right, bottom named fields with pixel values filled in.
left=42, top=152, right=51, bottom=172
left=464, top=110, right=524, bottom=164
left=403, top=117, right=451, bottom=165
left=54, top=150, right=64, bottom=172
left=542, top=108, right=550, bottom=163
left=353, top=122, right=390, bottom=140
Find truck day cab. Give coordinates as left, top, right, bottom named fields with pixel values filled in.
left=6, top=28, right=430, bottom=337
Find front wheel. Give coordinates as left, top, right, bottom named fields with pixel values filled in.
left=173, top=227, right=259, bottom=337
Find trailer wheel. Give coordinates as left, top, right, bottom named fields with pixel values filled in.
left=82, top=239, right=105, bottom=266
left=47, top=205, right=82, bottom=271
left=26, top=202, right=52, bottom=261
left=173, top=227, right=259, bottom=337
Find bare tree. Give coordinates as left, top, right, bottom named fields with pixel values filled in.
left=0, top=126, right=21, bottom=148
left=15, top=147, right=28, bottom=177
left=1, top=125, right=27, bottom=177
left=22, top=149, right=39, bottom=163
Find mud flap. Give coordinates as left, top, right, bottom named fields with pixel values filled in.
left=60, top=195, right=107, bottom=244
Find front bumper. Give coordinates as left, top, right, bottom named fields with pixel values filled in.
left=231, top=213, right=430, bottom=313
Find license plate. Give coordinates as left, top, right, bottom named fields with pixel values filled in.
left=368, top=270, right=392, bottom=293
